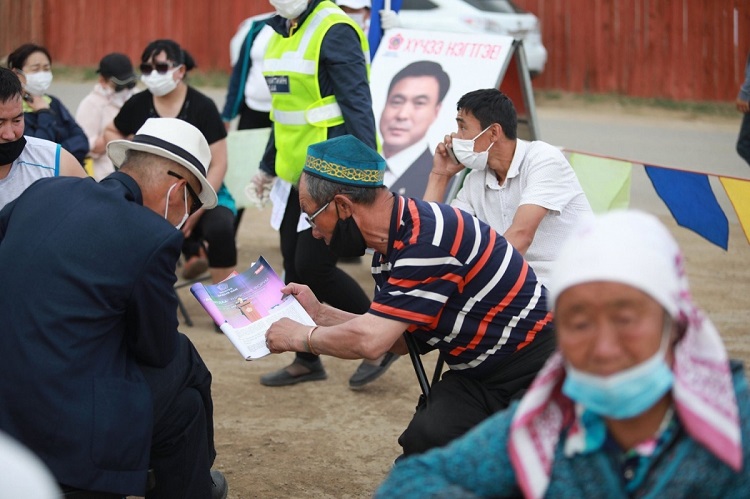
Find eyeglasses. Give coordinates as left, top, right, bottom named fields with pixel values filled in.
left=304, top=200, right=332, bottom=229
left=139, top=62, right=177, bottom=75
left=167, top=171, right=202, bottom=214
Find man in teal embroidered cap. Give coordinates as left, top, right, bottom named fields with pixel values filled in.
left=304, top=134, right=385, bottom=187
left=264, top=134, right=556, bottom=459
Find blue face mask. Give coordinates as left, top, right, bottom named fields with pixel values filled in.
left=562, top=325, right=674, bottom=420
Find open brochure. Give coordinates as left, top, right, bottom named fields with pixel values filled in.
left=190, top=256, right=315, bottom=360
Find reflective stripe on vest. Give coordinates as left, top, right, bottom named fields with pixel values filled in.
left=273, top=101, right=343, bottom=126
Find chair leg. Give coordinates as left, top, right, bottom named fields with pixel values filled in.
left=403, top=333, right=431, bottom=397
left=176, top=292, right=193, bottom=327
left=431, top=353, right=445, bottom=386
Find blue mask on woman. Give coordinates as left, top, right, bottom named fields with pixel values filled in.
left=562, top=331, right=674, bottom=420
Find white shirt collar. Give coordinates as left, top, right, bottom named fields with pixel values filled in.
left=485, top=139, right=528, bottom=189
left=383, top=139, right=430, bottom=188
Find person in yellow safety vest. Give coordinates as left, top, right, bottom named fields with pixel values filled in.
left=252, top=0, right=398, bottom=389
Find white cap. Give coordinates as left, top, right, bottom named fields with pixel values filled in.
left=107, top=118, right=218, bottom=209
left=337, top=0, right=371, bottom=8
left=549, top=210, right=682, bottom=318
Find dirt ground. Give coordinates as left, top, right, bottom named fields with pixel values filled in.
left=174, top=109, right=750, bottom=498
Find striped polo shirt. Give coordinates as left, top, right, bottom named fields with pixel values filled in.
left=370, top=195, right=553, bottom=378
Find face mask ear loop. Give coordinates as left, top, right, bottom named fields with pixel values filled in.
left=164, top=183, right=176, bottom=218
left=473, top=124, right=492, bottom=141
left=659, top=313, right=675, bottom=362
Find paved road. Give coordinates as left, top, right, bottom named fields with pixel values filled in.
left=53, top=81, right=749, bottom=222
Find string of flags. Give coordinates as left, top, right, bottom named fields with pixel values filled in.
left=565, top=150, right=750, bottom=250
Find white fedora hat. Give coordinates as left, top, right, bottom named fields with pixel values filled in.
left=107, top=118, right=218, bottom=209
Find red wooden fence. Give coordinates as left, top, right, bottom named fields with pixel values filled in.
left=514, top=0, right=750, bottom=101
left=2, top=0, right=748, bottom=102
left=1, top=0, right=268, bottom=73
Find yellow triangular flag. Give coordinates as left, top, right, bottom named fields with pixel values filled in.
left=719, top=176, right=750, bottom=244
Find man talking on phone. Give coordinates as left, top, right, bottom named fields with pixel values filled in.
left=423, top=88, right=593, bottom=286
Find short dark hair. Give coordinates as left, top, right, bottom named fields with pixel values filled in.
left=7, top=43, right=52, bottom=70
left=456, top=88, right=517, bottom=140
left=388, top=60, right=450, bottom=103
left=303, top=172, right=382, bottom=207
left=141, top=39, right=196, bottom=71
left=0, top=67, right=23, bottom=104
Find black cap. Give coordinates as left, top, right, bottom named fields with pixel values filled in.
left=97, top=53, right=136, bottom=88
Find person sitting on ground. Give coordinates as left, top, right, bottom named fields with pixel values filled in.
left=0, top=67, right=84, bottom=210
left=424, top=88, right=593, bottom=285
left=6, top=43, right=89, bottom=165
left=75, top=52, right=138, bottom=180
left=376, top=210, right=750, bottom=497
left=104, top=39, right=237, bottom=285
left=0, top=118, right=228, bottom=499
left=265, top=135, right=556, bottom=457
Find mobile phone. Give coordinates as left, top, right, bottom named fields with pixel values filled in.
left=446, top=145, right=460, bottom=164
left=23, top=92, right=33, bottom=103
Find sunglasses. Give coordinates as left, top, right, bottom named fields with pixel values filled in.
left=304, top=200, right=332, bottom=229
left=167, top=171, right=203, bottom=215
left=139, top=62, right=177, bottom=75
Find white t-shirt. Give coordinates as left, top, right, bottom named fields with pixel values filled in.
left=451, top=139, right=593, bottom=285
left=244, top=25, right=274, bottom=112
left=0, top=136, right=60, bottom=210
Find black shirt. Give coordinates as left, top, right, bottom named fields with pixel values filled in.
left=114, top=86, right=227, bottom=145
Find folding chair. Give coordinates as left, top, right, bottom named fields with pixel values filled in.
left=174, top=258, right=210, bottom=327
left=403, top=333, right=445, bottom=397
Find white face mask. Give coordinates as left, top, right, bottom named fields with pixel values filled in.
left=348, top=13, right=368, bottom=31
left=164, top=182, right=189, bottom=230
left=270, top=0, right=308, bottom=19
left=110, top=88, right=134, bottom=108
left=452, top=125, right=494, bottom=171
left=96, top=83, right=132, bottom=108
left=24, top=71, right=53, bottom=96
left=141, top=67, right=181, bottom=97
left=95, top=83, right=114, bottom=97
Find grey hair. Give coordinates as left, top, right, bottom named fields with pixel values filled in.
left=119, top=150, right=194, bottom=187
left=302, top=172, right=383, bottom=206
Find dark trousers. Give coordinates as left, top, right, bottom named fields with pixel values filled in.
left=183, top=205, right=238, bottom=268
left=139, top=334, right=215, bottom=499
left=280, top=187, right=371, bottom=363
left=398, top=331, right=556, bottom=456
left=238, top=103, right=272, bottom=130
left=737, top=111, right=750, bottom=166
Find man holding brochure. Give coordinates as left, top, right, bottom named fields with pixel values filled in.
left=265, top=135, right=556, bottom=457
left=0, top=118, right=227, bottom=499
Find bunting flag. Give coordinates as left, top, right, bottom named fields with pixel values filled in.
left=568, top=153, right=632, bottom=213
left=719, top=176, right=750, bottom=244
left=645, top=166, right=729, bottom=250
left=226, top=128, right=272, bottom=209
left=368, top=0, right=403, bottom=60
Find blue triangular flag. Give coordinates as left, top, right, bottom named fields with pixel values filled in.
left=645, top=166, right=728, bottom=250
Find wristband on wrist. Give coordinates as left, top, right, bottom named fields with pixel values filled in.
left=307, top=325, right=320, bottom=356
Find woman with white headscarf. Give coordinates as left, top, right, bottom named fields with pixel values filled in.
left=376, top=210, right=750, bottom=498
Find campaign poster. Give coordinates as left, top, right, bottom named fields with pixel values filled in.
left=371, top=29, right=514, bottom=199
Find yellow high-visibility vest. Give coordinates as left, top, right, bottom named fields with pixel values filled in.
left=263, top=0, right=370, bottom=183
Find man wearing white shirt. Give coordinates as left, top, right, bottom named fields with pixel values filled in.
left=380, top=60, right=450, bottom=197
left=424, top=88, right=593, bottom=285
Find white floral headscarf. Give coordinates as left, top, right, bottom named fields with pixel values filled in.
left=508, top=210, right=742, bottom=499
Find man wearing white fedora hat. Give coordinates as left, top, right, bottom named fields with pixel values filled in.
left=0, top=117, right=227, bottom=499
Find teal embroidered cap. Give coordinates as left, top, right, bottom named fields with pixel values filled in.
left=303, top=135, right=385, bottom=188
